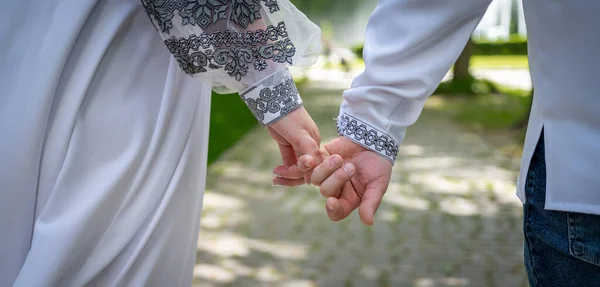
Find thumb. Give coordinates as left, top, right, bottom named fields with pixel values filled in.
left=358, top=185, right=386, bottom=226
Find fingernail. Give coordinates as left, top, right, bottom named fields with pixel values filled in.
left=326, top=200, right=334, bottom=212
left=272, top=182, right=281, bottom=187
left=299, top=157, right=308, bottom=168
left=331, top=155, right=343, bottom=166
left=343, top=163, right=355, bottom=174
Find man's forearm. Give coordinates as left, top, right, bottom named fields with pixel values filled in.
left=339, top=0, right=493, bottom=161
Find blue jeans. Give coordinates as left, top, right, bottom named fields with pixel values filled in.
left=523, top=131, right=600, bottom=286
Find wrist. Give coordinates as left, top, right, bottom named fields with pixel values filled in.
left=239, top=68, right=302, bottom=126
left=336, top=113, right=399, bottom=164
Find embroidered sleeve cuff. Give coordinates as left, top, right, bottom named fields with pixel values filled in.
left=337, top=113, right=399, bottom=164
left=239, top=68, right=302, bottom=126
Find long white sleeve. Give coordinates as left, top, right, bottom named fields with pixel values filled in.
left=141, top=0, right=321, bottom=125
left=338, top=0, right=492, bottom=163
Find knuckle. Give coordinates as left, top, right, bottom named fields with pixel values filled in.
left=311, top=176, right=322, bottom=186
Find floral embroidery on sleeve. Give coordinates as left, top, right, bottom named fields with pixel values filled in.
left=162, top=22, right=294, bottom=79
left=142, top=0, right=280, bottom=32
left=141, top=0, right=296, bottom=81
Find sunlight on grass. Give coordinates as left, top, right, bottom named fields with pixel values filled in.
left=427, top=87, right=530, bottom=131
left=471, top=55, right=529, bottom=69
left=426, top=86, right=530, bottom=160
left=348, top=55, right=528, bottom=71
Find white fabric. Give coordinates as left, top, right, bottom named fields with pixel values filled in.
left=140, top=0, right=320, bottom=125
left=240, top=68, right=303, bottom=126
left=0, top=0, right=319, bottom=285
left=340, top=0, right=600, bottom=215
left=0, top=1, right=210, bottom=285
left=141, top=0, right=321, bottom=92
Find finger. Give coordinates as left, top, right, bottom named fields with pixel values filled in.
left=297, top=154, right=316, bottom=172
left=295, top=134, right=323, bottom=166
left=297, top=154, right=315, bottom=184
left=325, top=197, right=345, bottom=222
left=278, top=143, right=298, bottom=166
left=273, top=165, right=304, bottom=180
left=358, top=185, right=386, bottom=226
left=319, top=162, right=355, bottom=198
left=325, top=187, right=360, bottom=222
left=298, top=151, right=329, bottom=185
left=272, top=177, right=305, bottom=187
left=290, top=135, right=321, bottom=185
left=304, top=171, right=313, bottom=185
left=309, top=155, right=344, bottom=186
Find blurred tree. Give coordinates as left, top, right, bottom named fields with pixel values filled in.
left=435, top=36, right=498, bottom=95
left=454, top=38, right=475, bottom=81
left=290, top=0, right=362, bottom=24
left=509, top=0, right=520, bottom=34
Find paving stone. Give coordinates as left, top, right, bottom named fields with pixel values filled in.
left=195, top=76, right=527, bottom=286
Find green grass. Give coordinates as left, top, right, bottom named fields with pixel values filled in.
left=450, top=87, right=531, bottom=130
left=471, top=55, right=529, bottom=69
left=207, top=92, right=257, bottom=165
left=429, top=86, right=530, bottom=130
left=426, top=85, right=532, bottom=156
left=338, top=55, right=528, bottom=73
left=435, top=76, right=499, bottom=96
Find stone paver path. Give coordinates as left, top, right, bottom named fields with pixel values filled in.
left=194, top=75, right=528, bottom=287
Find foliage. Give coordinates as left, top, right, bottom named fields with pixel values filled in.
left=352, top=44, right=363, bottom=58
left=473, top=38, right=528, bottom=56
left=435, top=75, right=499, bottom=96
left=471, top=55, right=529, bottom=69
left=207, top=92, right=257, bottom=165
left=351, top=37, right=528, bottom=59
left=290, top=0, right=363, bottom=23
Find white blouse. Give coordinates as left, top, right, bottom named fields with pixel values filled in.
left=141, top=0, right=321, bottom=125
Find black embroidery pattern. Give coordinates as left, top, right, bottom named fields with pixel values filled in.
left=262, top=0, right=279, bottom=13
left=241, top=75, right=300, bottom=124
left=163, top=22, right=295, bottom=79
left=337, top=114, right=399, bottom=162
left=165, top=21, right=287, bottom=50
left=142, top=0, right=280, bottom=33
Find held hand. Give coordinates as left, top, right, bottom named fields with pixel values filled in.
left=268, top=106, right=326, bottom=186
left=275, top=136, right=393, bottom=225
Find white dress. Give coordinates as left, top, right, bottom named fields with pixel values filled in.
left=0, top=0, right=319, bottom=286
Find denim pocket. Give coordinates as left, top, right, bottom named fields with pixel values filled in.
left=568, top=212, right=600, bottom=267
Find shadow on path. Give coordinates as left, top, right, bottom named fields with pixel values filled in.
left=195, top=82, right=527, bottom=287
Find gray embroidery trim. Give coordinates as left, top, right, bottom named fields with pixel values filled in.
left=141, top=0, right=280, bottom=33
left=141, top=0, right=295, bottom=81
left=165, top=21, right=288, bottom=50
left=337, top=114, right=399, bottom=163
left=163, top=22, right=295, bottom=80
left=240, top=70, right=301, bottom=126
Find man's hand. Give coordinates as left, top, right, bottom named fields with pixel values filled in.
left=268, top=106, right=325, bottom=186
left=275, top=136, right=393, bottom=225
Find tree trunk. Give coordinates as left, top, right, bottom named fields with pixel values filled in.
left=453, top=38, right=475, bottom=81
